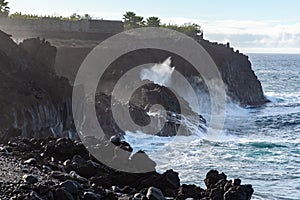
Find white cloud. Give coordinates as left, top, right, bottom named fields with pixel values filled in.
left=161, top=17, right=300, bottom=53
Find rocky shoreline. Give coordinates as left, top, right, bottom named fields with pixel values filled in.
left=0, top=136, right=254, bottom=200
left=0, top=29, right=259, bottom=199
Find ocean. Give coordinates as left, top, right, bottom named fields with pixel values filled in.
left=124, top=54, right=300, bottom=200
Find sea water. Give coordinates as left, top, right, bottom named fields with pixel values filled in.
left=125, top=54, right=300, bottom=200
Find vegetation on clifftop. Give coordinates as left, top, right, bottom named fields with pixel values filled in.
left=9, top=12, right=93, bottom=21
left=0, top=0, right=9, bottom=17
left=123, top=11, right=203, bottom=38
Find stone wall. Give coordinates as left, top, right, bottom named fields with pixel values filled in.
left=0, top=17, right=124, bottom=40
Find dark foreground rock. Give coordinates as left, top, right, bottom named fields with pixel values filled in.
left=0, top=137, right=254, bottom=200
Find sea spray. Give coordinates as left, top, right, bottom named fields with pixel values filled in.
left=140, top=57, right=175, bottom=86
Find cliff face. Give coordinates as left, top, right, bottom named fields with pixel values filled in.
left=0, top=31, right=75, bottom=141
left=0, top=28, right=268, bottom=140
left=198, top=39, right=268, bottom=106
left=55, top=39, right=268, bottom=107
left=0, top=31, right=204, bottom=140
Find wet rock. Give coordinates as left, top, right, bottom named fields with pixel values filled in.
left=0, top=146, right=9, bottom=156
left=19, top=182, right=32, bottom=190
left=63, top=159, right=72, bottom=166
left=105, top=191, right=118, bottom=200
left=145, top=169, right=180, bottom=192
left=24, top=158, right=38, bottom=165
left=42, top=165, right=53, bottom=173
left=37, top=183, right=52, bottom=195
left=29, top=190, right=43, bottom=199
left=23, top=174, right=38, bottom=184
left=69, top=171, right=89, bottom=183
left=132, top=193, right=147, bottom=200
left=83, top=191, right=101, bottom=200
left=76, top=160, right=100, bottom=178
left=90, top=175, right=114, bottom=188
left=60, top=180, right=82, bottom=194
left=176, top=184, right=205, bottom=200
left=110, top=135, right=123, bottom=145
left=209, top=187, right=224, bottom=200
left=146, top=187, right=166, bottom=200
left=204, top=169, right=227, bottom=188
left=111, top=185, right=122, bottom=193
left=224, top=185, right=254, bottom=200
left=120, top=185, right=133, bottom=194
left=72, top=154, right=86, bottom=165
left=46, top=191, right=55, bottom=200
left=65, top=162, right=78, bottom=172
left=160, top=169, right=180, bottom=189
left=54, top=188, right=74, bottom=200
left=118, top=194, right=133, bottom=200
left=49, top=171, right=70, bottom=181
left=233, top=178, right=242, bottom=186
left=130, top=150, right=156, bottom=172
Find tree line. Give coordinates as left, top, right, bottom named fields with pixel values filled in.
left=8, top=12, right=93, bottom=21
left=123, top=11, right=203, bottom=38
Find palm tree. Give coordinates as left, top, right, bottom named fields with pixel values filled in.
left=0, top=0, right=9, bottom=17
left=123, top=11, right=144, bottom=30
left=82, top=14, right=92, bottom=20
left=146, top=17, right=160, bottom=27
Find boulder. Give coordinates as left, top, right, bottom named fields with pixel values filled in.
left=176, top=184, right=205, bottom=199
left=54, top=188, right=74, bottom=200
left=23, top=174, right=38, bottom=184
left=224, top=185, right=254, bottom=200
left=204, top=169, right=227, bottom=188
left=60, top=180, right=82, bottom=194
left=84, top=191, right=101, bottom=200
left=146, top=187, right=166, bottom=200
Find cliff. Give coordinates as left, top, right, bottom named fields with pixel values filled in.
left=0, top=31, right=75, bottom=141
left=55, top=39, right=268, bottom=107
left=0, top=17, right=267, bottom=106
left=0, top=26, right=268, bottom=140
left=0, top=30, right=205, bottom=140
left=198, top=39, right=268, bottom=106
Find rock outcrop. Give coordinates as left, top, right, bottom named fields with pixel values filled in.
left=198, top=39, right=268, bottom=106
left=0, top=31, right=74, bottom=141
left=94, top=83, right=206, bottom=138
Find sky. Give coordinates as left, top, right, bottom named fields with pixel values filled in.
left=8, top=0, right=300, bottom=53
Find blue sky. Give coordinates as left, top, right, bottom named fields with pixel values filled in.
left=9, top=0, right=300, bottom=53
